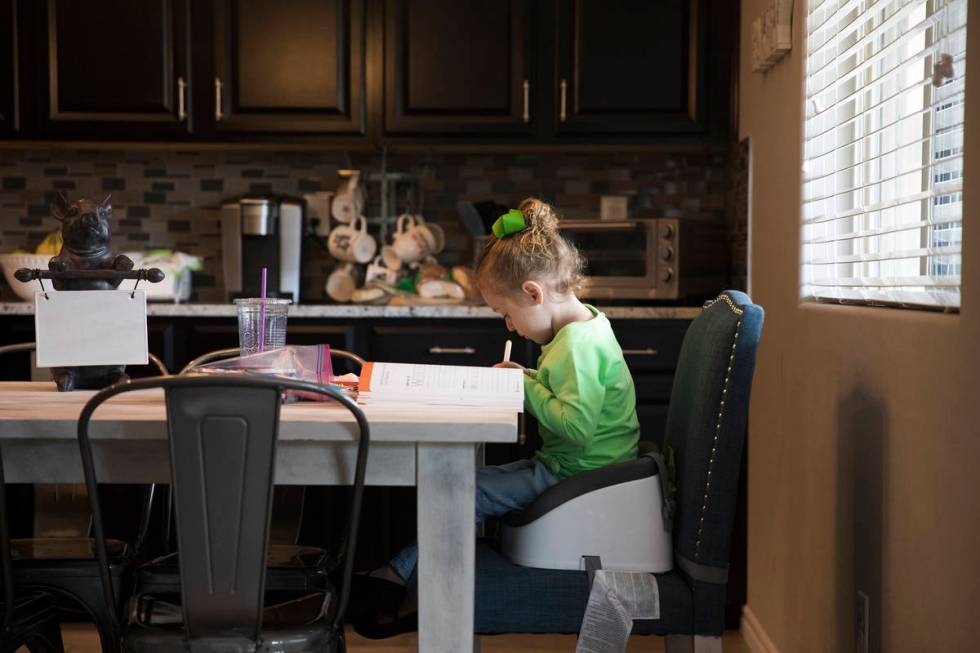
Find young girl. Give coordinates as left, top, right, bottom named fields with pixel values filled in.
left=353, top=198, right=640, bottom=636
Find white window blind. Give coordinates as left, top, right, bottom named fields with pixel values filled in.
left=802, top=0, right=968, bottom=310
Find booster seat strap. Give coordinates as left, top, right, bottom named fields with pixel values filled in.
left=675, top=553, right=729, bottom=585
left=642, top=447, right=676, bottom=532
left=582, top=555, right=602, bottom=588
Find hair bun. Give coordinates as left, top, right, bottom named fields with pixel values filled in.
left=518, top=198, right=560, bottom=235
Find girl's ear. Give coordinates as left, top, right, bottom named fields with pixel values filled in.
left=521, top=280, right=545, bottom=305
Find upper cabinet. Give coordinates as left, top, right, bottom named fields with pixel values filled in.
left=383, top=0, right=533, bottom=135
left=208, top=0, right=366, bottom=135
left=27, top=0, right=192, bottom=138
left=554, top=0, right=704, bottom=135
left=0, top=0, right=18, bottom=135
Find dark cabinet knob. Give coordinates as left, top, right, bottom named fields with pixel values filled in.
left=660, top=268, right=674, bottom=282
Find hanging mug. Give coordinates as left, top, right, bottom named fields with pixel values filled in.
left=392, top=214, right=434, bottom=266
left=328, top=215, right=376, bottom=264
left=413, top=215, right=445, bottom=254
left=325, top=262, right=359, bottom=303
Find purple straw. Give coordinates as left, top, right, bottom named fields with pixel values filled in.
left=258, top=267, right=267, bottom=353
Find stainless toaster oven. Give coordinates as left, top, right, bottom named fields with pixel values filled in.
left=558, top=218, right=729, bottom=300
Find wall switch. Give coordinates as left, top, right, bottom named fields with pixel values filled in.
left=856, top=591, right=870, bottom=653
left=600, top=195, right=628, bottom=221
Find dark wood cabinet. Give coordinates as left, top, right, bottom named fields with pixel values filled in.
left=0, top=0, right=19, bottom=135
left=208, top=0, right=366, bottom=135
left=553, top=0, right=705, bottom=135
left=27, top=0, right=192, bottom=138
left=383, top=0, right=534, bottom=135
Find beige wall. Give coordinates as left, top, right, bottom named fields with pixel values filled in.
left=739, top=1, right=980, bottom=651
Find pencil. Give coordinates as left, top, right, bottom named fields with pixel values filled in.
left=503, top=339, right=512, bottom=363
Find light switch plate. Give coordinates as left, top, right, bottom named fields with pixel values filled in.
left=600, top=196, right=628, bottom=221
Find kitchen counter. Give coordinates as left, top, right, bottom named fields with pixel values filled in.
left=0, top=301, right=702, bottom=320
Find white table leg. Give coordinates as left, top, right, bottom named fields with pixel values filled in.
left=417, top=443, right=476, bottom=653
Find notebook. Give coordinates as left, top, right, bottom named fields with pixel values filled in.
left=358, top=362, right=524, bottom=411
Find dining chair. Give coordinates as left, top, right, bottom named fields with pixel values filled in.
left=77, top=375, right=370, bottom=652
left=1, top=438, right=66, bottom=653
left=134, top=346, right=367, bottom=597
left=0, top=342, right=170, bottom=653
left=472, top=290, right=764, bottom=652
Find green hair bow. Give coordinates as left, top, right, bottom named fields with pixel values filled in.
left=492, top=209, right=526, bottom=239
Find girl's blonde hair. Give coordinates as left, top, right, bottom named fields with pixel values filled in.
left=475, top=198, right=585, bottom=296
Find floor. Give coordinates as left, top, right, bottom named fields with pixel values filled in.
left=59, top=623, right=751, bottom=652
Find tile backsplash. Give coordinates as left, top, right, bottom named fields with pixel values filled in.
left=0, top=147, right=735, bottom=303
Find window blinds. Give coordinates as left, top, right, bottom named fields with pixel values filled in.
left=802, top=0, right=968, bottom=310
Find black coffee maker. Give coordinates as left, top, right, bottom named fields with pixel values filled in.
left=221, top=194, right=304, bottom=301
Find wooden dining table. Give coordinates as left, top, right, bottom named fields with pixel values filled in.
left=0, top=381, right=518, bottom=653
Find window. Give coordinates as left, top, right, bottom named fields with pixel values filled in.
left=802, top=0, right=968, bottom=310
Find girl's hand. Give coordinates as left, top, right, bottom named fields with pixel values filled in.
left=494, top=361, right=525, bottom=371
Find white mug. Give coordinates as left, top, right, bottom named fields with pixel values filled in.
left=325, top=262, right=359, bottom=303
left=392, top=214, right=435, bottom=266
left=414, top=215, right=445, bottom=254
left=365, top=255, right=399, bottom=285
left=328, top=215, right=376, bottom=264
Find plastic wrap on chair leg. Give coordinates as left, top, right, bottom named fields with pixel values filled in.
left=575, top=570, right=660, bottom=653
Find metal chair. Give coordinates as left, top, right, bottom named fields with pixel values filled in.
left=77, top=376, right=370, bottom=652
left=1, top=443, right=65, bottom=653
left=0, top=342, right=170, bottom=653
left=473, top=290, right=765, bottom=652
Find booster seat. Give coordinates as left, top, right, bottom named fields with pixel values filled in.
left=501, top=442, right=675, bottom=572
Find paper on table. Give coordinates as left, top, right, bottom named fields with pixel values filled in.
left=35, top=289, right=148, bottom=367
left=575, top=570, right=661, bottom=653
left=359, top=362, right=524, bottom=409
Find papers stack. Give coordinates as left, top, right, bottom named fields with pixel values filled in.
left=358, top=362, right=524, bottom=411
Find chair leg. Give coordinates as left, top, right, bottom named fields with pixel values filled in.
left=665, top=635, right=723, bottom=653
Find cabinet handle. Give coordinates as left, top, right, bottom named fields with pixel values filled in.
left=622, top=348, right=658, bottom=356
left=559, top=78, right=567, bottom=122
left=429, top=346, right=476, bottom=355
left=214, top=77, right=224, bottom=122
left=522, top=79, right=530, bottom=123
left=177, top=77, right=187, bottom=121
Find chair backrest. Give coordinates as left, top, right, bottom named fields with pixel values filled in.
left=662, top=291, right=763, bottom=627
left=0, top=342, right=170, bottom=378
left=0, top=439, right=15, bottom=631
left=77, top=375, right=370, bottom=642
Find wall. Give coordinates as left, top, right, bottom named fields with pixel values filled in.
left=0, top=147, right=732, bottom=302
left=739, top=2, right=980, bottom=652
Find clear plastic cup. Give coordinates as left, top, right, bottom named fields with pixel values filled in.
left=235, top=298, right=290, bottom=356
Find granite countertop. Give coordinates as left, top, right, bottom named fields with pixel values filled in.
left=0, top=301, right=701, bottom=320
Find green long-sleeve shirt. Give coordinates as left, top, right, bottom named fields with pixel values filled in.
left=525, top=305, right=640, bottom=478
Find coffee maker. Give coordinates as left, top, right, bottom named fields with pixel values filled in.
left=221, top=195, right=304, bottom=301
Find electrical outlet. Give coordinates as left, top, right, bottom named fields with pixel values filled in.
left=856, top=591, right=870, bottom=653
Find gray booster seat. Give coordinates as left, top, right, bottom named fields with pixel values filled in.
left=501, top=443, right=675, bottom=572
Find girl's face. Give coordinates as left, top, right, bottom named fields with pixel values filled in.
left=481, top=284, right=553, bottom=345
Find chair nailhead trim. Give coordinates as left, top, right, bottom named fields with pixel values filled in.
left=704, top=293, right=745, bottom=316
left=695, top=318, right=742, bottom=559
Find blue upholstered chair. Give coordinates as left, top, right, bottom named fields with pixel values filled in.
left=474, top=290, right=764, bottom=652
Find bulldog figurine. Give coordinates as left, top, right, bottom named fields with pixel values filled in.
left=47, top=192, right=134, bottom=391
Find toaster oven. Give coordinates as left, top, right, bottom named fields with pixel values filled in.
left=558, top=218, right=729, bottom=300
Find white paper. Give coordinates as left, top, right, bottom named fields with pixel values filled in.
left=360, top=362, right=524, bottom=409
left=35, top=290, right=148, bottom=367
left=575, top=571, right=660, bottom=653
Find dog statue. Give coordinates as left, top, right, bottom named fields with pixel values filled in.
left=48, top=192, right=135, bottom=391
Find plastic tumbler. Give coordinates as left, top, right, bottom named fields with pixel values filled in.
left=235, top=298, right=290, bottom=356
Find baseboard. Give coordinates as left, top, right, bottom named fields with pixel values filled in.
left=740, top=605, right=779, bottom=653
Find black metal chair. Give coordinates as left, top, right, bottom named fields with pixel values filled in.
left=77, top=376, right=370, bottom=652
left=132, top=347, right=367, bottom=598
left=0, top=342, right=169, bottom=653
left=1, top=440, right=65, bottom=653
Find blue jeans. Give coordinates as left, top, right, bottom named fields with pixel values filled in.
left=389, top=457, right=561, bottom=583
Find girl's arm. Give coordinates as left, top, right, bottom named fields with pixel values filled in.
left=523, top=347, right=606, bottom=446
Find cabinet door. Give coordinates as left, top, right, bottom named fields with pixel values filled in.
left=369, top=322, right=523, bottom=367
left=210, top=0, right=366, bottom=134
left=34, top=0, right=192, bottom=138
left=0, top=0, right=18, bottom=135
left=384, top=0, right=533, bottom=135
left=554, top=0, right=704, bottom=135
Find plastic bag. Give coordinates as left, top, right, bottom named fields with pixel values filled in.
left=194, top=344, right=337, bottom=402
